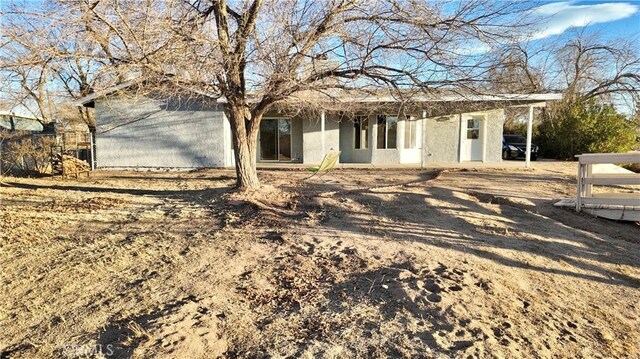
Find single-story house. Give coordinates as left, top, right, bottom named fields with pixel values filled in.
left=74, top=87, right=561, bottom=169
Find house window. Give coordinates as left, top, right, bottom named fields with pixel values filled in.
left=404, top=116, right=418, bottom=149
left=353, top=116, right=368, bottom=149
left=377, top=115, right=397, bottom=149
left=467, top=119, right=480, bottom=139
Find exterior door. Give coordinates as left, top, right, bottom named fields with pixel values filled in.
left=277, top=119, right=291, bottom=161
left=260, top=119, right=291, bottom=161
left=464, top=118, right=483, bottom=161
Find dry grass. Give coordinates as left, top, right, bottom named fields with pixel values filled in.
left=0, top=165, right=638, bottom=358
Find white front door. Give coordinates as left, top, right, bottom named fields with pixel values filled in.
left=463, top=117, right=483, bottom=161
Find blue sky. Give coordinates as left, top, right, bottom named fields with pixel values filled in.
left=529, top=0, right=639, bottom=40
left=1, top=0, right=639, bottom=117
left=457, top=0, right=640, bottom=53
left=2, top=0, right=639, bottom=33
left=527, top=1, right=639, bottom=116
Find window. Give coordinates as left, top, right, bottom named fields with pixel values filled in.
left=467, top=119, right=480, bottom=139
left=259, top=118, right=291, bottom=161
left=353, top=116, right=368, bottom=149
left=377, top=115, right=397, bottom=149
left=404, top=116, right=418, bottom=149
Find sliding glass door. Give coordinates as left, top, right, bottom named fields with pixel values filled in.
left=260, top=119, right=291, bottom=161
left=278, top=119, right=291, bottom=161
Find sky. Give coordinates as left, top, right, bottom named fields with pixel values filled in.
left=1, top=0, right=639, bottom=117
left=529, top=0, right=640, bottom=41
left=1, top=0, right=639, bottom=40
left=527, top=1, right=640, bottom=114
left=460, top=0, right=640, bottom=53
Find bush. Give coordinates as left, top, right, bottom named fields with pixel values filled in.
left=535, top=100, right=638, bottom=159
left=503, top=108, right=530, bottom=136
left=623, top=163, right=640, bottom=173
left=0, top=130, right=55, bottom=176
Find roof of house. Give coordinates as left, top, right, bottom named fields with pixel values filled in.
left=71, top=81, right=137, bottom=107
left=290, top=90, right=562, bottom=103
left=0, top=110, right=44, bottom=121
left=72, top=81, right=562, bottom=108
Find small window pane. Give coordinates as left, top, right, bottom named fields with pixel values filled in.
left=354, top=118, right=361, bottom=149
left=278, top=119, right=291, bottom=161
left=466, top=119, right=480, bottom=139
left=377, top=115, right=386, bottom=149
left=404, top=117, right=417, bottom=149
left=354, top=116, right=369, bottom=149
left=361, top=118, right=368, bottom=149
left=387, top=116, right=397, bottom=149
left=411, top=120, right=417, bottom=148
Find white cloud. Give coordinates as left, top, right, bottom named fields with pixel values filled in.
left=530, top=1, right=639, bottom=40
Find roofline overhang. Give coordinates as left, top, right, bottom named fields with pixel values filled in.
left=72, top=85, right=562, bottom=107
left=213, top=93, right=562, bottom=105
left=353, top=93, right=562, bottom=103
left=71, top=81, right=137, bottom=107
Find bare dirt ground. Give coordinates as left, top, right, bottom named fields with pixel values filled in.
left=1, top=162, right=638, bottom=358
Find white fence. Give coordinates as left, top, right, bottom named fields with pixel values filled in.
left=575, top=153, right=640, bottom=212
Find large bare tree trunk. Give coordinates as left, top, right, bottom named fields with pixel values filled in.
left=228, top=106, right=261, bottom=190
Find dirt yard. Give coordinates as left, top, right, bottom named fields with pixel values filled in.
left=1, top=163, right=638, bottom=358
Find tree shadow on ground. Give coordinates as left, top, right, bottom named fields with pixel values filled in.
left=287, top=259, right=486, bottom=357
left=2, top=180, right=233, bottom=207
left=302, top=173, right=639, bottom=289
left=94, top=295, right=200, bottom=359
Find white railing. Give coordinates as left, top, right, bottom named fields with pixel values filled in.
left=575, top=152, right=640, bottom=212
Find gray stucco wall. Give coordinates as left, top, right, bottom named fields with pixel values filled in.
left=424, top=109, right=504, bottom=163
left=303, top=115, right=340, bottom=165
left=483, top=109, right=504, bottom=162
left=95, top=95, right=227, bottom=168
left=339, top=118, right=372, bottom=163
left=339, top=114, right=423, bottom=164
left=424, top=114, right=461, bottom=162
left=94, top=95, right=506, bottom=168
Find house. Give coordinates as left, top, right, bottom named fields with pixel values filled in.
left=74, top=88, right=561, bottom=169
left=0, top=110, right=56, bottom=135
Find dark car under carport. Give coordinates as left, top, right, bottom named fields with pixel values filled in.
left=502, top=135, right=539, bottom=160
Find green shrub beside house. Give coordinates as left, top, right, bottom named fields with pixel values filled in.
left=535, top=100, right=638, bottom=160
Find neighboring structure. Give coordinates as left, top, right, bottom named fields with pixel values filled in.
left=1, top=109, right=94, bottom=171
left=74, top=89, right=561, bottom=169
left=0, top=110, right=56, bottom=135
left=0, top=110, right=57, bottom=174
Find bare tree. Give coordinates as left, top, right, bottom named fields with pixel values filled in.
left=0, top=1, right=58, bottom=121
left=5, top=0, right=531, bottom=189
left=486, top=43, right=547, bottom=93
left=555, top=31, right=640, bottom=109
left=0, top=1, right=112, bottom=128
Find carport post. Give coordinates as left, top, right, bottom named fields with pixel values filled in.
left=320, top=110, right=326, bottom=153
left=421, top=109, right=427, bottom=169
left=525, top=105, right=533, bottom=168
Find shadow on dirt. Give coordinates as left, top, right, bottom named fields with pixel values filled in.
left=302, top=172, right=640, bottom=289
left=1, top=181, right=233, bottom=208
left=94, top=295, right=200, bottom=359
